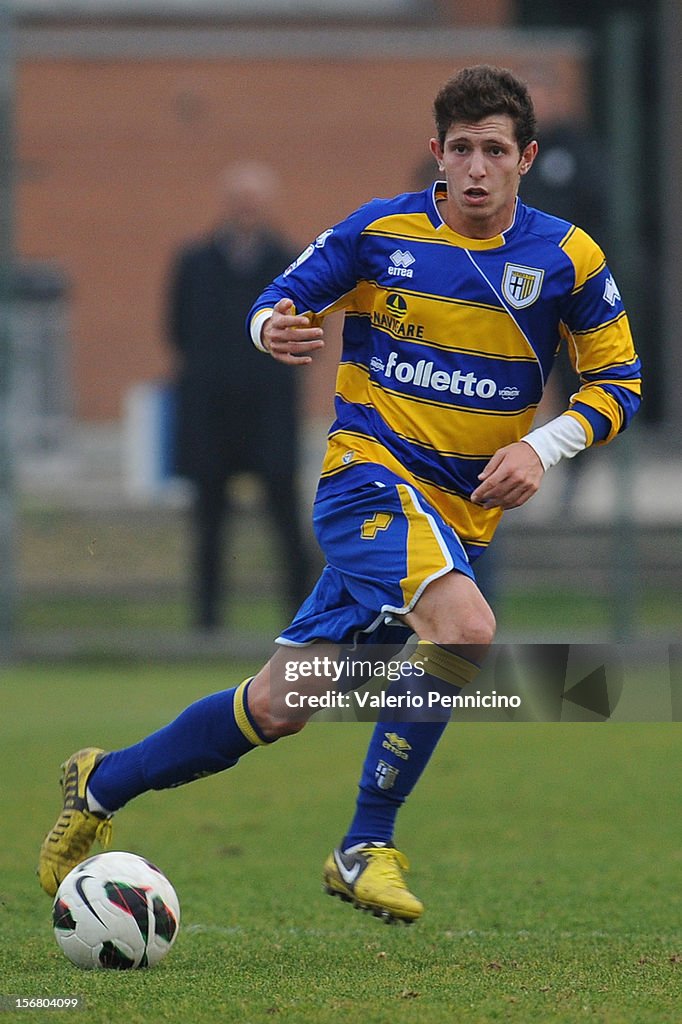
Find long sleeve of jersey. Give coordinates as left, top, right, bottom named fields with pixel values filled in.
left=247, top=189, right=641, bottom=553
left=555, top=224, right=641, bottom=445
left=248, top=203, right=372, bottom=328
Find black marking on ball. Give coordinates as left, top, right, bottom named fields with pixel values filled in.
left=152, top=896, right=178, bottom=943
left=52, top=898, right=77, bottom=932
left=99, top=941, right=136, bottom=970
left=104, top=882, right=151, bottom=945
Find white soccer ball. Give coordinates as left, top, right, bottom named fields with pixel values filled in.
left=52, top=851, right=180, bottom=970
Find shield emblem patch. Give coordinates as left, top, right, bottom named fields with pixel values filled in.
left=501, top=263, right=545, bottom=309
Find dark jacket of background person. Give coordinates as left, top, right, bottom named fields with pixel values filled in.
left=167, top=163, right=313, bottom=630
left=169, top=228, right=299, bottom=486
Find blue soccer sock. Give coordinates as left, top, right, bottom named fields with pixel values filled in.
left=88, top=679, right=267, bottom=813
left=342, top=644, right=480, bottom=850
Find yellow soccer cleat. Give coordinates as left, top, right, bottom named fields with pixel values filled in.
left=38, top=747, right=113, bottom=897
left=323, top=842, right=424, bottom=924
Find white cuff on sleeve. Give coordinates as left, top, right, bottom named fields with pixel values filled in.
left=250, top=308, right=274, bottom=352
left=522, top=414, right=588, bottom=471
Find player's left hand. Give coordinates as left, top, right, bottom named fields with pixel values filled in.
left=470, top=441, right=544, bottom=510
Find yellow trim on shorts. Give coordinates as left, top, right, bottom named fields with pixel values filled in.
left=395, top=483, right=454, bottom=609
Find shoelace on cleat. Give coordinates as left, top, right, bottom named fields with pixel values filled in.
left=363, top=846, right=410, bottom=884
left=48, top=809, right=113, bottom=856
left=96, top=817, right=113, bottom=849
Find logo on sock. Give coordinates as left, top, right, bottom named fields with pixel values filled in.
left=375, top=760, right=400, bottom=790
left=382, top=732, right=411, bottom=760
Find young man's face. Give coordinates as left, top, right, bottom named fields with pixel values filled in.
left=430, top=115, right=537, bottom=239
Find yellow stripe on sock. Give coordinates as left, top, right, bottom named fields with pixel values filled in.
left=233, top=679, right=268, bottom=747
left=410, top=641, right=480, bottom=686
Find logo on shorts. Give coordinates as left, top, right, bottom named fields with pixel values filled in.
left=501, top=263, right=544, bottom=308
left=360, top=512, right=394, bottom=540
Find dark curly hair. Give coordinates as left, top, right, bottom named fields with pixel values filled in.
left=433, top=65, right=537, bottom=153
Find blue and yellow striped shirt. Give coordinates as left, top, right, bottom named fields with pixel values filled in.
left=249, top=183, right=641, bottom=556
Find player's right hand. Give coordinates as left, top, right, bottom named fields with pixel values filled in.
left=262, top=297, right=325, bottom=365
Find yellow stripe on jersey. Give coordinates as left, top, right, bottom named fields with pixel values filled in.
left=560, top=310, right=641, bottom=443
left=567, top=379, right=639, bottom=445
left=568, top=385, right=636, bottom=444
left=335, top=362, right=537, bottom=456
left=349, top=279, right=503, bottom=320
left=254, top=190, right=640, bottom=552
left=571, top=309, right=629, bottom=339
left=570, top=313, right=635, bottom=375
left=347, top=281, right=543, bottom=363
left=560, top=225, right=607, bottom=292
left=363, top=211, right=507, bottom=251
left=321, top=430, right=503, bottom=546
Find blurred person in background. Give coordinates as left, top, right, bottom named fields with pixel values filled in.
left=167, top=162, right=313, bottom=631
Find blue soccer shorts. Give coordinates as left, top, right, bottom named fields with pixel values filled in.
left=277, top=477, right=475, bottom=647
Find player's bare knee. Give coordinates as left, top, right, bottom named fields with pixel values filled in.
left=406, top=581, right=496, bottom=649
left=455, top=605, right=496, bottom=648
left=422, top=611, right=495, bottom=649
left=450, top=586, right=496, bottom=647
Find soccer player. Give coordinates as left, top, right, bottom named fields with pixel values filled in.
left=39, top=65, right=641, bottom=923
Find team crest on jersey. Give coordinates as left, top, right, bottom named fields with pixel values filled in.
left=501, top=263, right=545, bottom=309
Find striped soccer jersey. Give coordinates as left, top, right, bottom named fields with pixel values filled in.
left=248, top=183, right=641, bottom=558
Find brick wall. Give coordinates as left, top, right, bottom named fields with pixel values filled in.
left=16, top=31, right=588, bottom=420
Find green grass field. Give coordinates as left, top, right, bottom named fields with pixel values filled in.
left=2, top=663, right=681, bottom=1024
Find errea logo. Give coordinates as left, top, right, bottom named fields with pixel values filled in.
left=384, top=731, right=411, bottom=751
left=603, top=274, right=621, bottom=307
left=388, top=250, right=415, bottom=278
